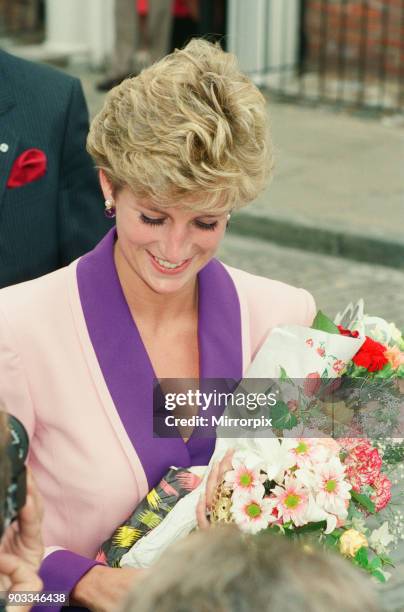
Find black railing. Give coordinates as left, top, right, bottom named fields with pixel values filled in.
left=225, top=0, right=404, bottom=114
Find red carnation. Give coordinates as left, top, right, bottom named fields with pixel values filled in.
left=338, top=325, right=360, bottom=338
left=352, top=336, right=389, bottom=372
left=343, top=440, right=382, bottom=492
left=371, top=473, right=392, bottom=512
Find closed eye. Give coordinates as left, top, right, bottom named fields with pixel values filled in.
left=193, top=220, right=218, bottom=231
left=140, top=213, right=165, bottom=226
left=140, top=212, right=219, bottom=231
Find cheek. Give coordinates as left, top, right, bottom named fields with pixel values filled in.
left=120, top=219, right=157, bottom=249
left=198, top=228, right=225, bottom=252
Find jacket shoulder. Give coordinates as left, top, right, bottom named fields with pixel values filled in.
left=0, top=264, right=72, bottom=332
left=224, top=264, right=316, bottom=356
left=0, top=50, right=78, bottom=100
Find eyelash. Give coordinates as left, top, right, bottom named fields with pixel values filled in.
left=140, top=213, right=218, bottom=231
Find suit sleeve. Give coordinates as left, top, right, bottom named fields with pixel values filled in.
left=300, top=288, right=317, bottom=327
left=57, top=78, right=113, bottom=265
left=0, top=306, right=103, bottom=612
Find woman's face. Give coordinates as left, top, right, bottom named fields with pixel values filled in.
left=109, top=184, right=229, bottom=295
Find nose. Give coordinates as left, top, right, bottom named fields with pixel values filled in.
left=160, top=222, right=190, bottom=263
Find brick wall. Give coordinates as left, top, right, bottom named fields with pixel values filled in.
left=305, top=0, right=404, bottom=78
left=0, top=0, right=42, bottom=34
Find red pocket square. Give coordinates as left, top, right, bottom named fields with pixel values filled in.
left=7, top=148, right=47, bottom=189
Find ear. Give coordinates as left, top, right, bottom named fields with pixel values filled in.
left=99, top=169, right=113, bottom=201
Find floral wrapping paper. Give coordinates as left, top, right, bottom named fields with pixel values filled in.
left=95, top=467, right=201, bottom=567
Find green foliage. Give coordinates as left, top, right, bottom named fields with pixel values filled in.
left=379, top=555, right=395, bottom=568
left=353, top=547, right=388, bottom=582
left=371, top=570, right=386, bottom=583
left=271, top=401, right=298, bottom=430
left=354, top=546, right=369, bottom=568
left=351, top=490, right=376, bottom=514
left=279, top=367, right=293, bottom=384
left=292, top=521, right=327, bottom=535
left=347, top=501, right=363, bottom=521
left=311, top=311, right=340, bottom=335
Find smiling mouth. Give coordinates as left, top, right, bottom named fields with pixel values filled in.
left=148, top=251, right=191, bottom=272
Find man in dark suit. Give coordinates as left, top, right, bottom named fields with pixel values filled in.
left=0, top=50, right=113, bottom=288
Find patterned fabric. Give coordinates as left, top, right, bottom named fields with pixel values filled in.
left=96, top=468, right=201, bottom=567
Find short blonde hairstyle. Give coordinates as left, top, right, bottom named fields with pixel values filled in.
left=87, top=39, right=273, bottom=214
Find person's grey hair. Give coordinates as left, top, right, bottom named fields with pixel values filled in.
left=120, top=525, right=380, bottom=612
left=87, top=38, right=273, bottom=214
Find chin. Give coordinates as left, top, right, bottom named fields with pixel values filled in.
left=147, top=277, right=192, bottom=295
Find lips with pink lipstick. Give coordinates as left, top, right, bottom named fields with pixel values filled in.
left=147, top=251, right=192, bottom=275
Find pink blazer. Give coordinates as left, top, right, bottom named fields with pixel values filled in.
left=0, top=229, right=315, bottom=608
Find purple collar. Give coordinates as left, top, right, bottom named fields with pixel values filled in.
left=77, top=229, right=242, bottom=488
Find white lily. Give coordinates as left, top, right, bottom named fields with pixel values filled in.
left=369, top=522, right=395, bottom=555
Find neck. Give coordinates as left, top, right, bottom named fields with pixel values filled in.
left=114, top=243, right=198, bottom=327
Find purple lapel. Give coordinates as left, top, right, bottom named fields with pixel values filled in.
left=77, top=228, right=242, bottom=488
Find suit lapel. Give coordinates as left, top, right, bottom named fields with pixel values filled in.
left=75, top=229, right=243, bottom=489
left=0, top=52, right=16, bottom=116
left=0, top=55, right=17, bottom=209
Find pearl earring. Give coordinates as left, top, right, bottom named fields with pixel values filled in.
left=104, top=198, right=116, bottom=219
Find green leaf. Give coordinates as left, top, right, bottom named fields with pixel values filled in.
left=293, top=521, right=327, bottom=534
left=379, top=555, right=395, bottom=568
left=374, top=364, right=393, bottom=379
left=351, top=490, right=376, bottom=514
left=369, top=557, right=382, bottom=571
left=371, top=570, right=386, bottom=583
left=271, top=401, right=298, bottom=430
left=325, top=534, right=339, bottom=548
left=311, top=311, right=340, bottom=335
left=347, top=501, right=363, bottom=520
left=279, top=367, right=293, bottom=384
left=354, top=546, right=369, bottom=569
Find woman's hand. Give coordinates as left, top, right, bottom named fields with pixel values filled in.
left=70, top=565, right=147, bottom=612
left=196, top=449, right=234, bottom=530
left=0, top=470, right=44, bottom=611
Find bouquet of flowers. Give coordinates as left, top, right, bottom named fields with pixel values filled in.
left=209, top=435, right=400, bottom=582
left=113, top=301, right=404, bottom=579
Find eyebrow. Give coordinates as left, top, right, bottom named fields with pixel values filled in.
left=145, top=206, right=219, bottom=219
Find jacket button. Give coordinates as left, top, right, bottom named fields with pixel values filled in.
left=0, top=143, right=9, bottom=153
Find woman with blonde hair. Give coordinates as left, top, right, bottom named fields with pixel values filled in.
left=0, top=39, right=315, bottom=611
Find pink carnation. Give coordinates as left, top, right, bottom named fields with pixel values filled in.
left=371, top=473, right=392, bottom=512
left=304, top=372, right=321, bottom=397
left=343, top=440, right=382, bottom=492
left=339, top=437, right=367, bottom=452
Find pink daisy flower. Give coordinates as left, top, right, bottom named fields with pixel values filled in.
left=271, top=477, right=309, bottom=527
left=290, top=438, right=328, bottom=467
left=313, top=457, right=351, bottom=517
left=225, top=464, right=264, bottom=496
left=231, top=493, right=275, bottom=534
